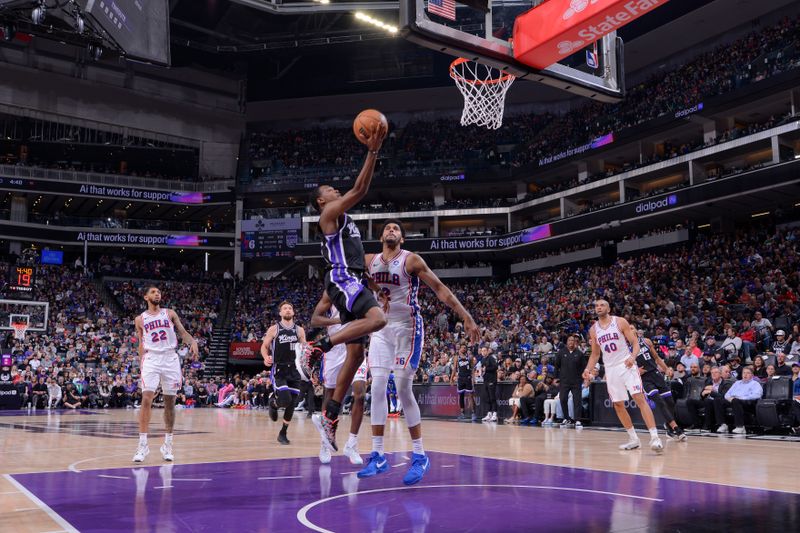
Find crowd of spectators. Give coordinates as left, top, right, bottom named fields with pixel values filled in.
left=26, top=212, right=234, bottom=233
left=93, top=255, right=228, bottom=283
left=246, top=16, right=800, bottom=187
left=1, top=263, right=225, bottom=410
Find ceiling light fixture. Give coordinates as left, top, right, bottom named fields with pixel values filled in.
left=354, top=11, right=398, bottom=34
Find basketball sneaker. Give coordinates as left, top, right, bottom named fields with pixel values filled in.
left=716, top=424, right=729, bottom=434
left=160, top=443, right=174, bottom=462
left=277, top=432, right=290, bottom=445
left=402, top=453, right=431, bottom=486
left=481, top=412, right=492, bottom=422
left=619, top=438, right=641, bottom=451
left=319, top=442, right=331, bottom=465
left=343, top=442, right=364, bottom=465
left=357, top=451, right=389, bottom=479
left=312, top=413, right=339, bottom=452
left=133, top=443, right=150, bottom=462
left=490, top=412, right=498, bottom=422
left=650, top=437, right=664, bottom=453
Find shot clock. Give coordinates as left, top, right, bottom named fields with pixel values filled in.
left=7, top=266, right=35, bottom=300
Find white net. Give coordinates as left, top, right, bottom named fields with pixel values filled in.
left=450, top=58, right=516, bottom=130
left=10, top=314, right=29, bottom=341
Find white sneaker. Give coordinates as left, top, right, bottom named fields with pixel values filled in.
left=649, top=438, right=664, bottom=453
left=732, top=426, right=746, bottom=435
left=490, top=412, right=498, bottom=422
left=716, top=424, right=729, bottom=434
left=343, top=443, right=363, bottom=465
left=619, top=439, right=641, bottom=451
left=482, top=413, right=492, bottom=422
left=160, top=443, right=174, bottom=461
left=575, top=421, right=583, bottom=428
left=319, top=442, right=331, bottom=465
left=133, top=443, right=150, bottom=462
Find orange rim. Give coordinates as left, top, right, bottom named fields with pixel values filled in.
left=449, top=57, right=515, bottom=86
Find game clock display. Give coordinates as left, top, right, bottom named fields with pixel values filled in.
left=7, top=266, right=35, bottom=300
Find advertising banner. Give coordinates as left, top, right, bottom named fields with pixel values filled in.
left=0, top=221, right=233, bottom=249
left=413, top=384, right=461, bottom=418
left=590, top=382, right=667, bottom=427
left=513, top=0, right=671, bottom=69
left=0, top=177, right=232, bottom=205
left=229, top=342, right=262, bottom=361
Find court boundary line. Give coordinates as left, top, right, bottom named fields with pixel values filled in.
left=296, top=484, right=664, bottom=533
left=431, top=449, right=800, bottom=496
left=3, top=474, right=79, bottom=533
left=10, top=446, right=800, bottom=495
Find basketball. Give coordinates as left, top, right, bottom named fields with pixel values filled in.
left=353, top=109, right=388, bottom=144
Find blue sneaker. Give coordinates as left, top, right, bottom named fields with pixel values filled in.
left=357, top=452, right=389, bottom=479
left=402, top=453, right=430, bottom=486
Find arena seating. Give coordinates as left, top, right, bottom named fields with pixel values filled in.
left=246, top=16, right=800, bottom=187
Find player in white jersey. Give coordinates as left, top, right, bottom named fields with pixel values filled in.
left=359, top=219, right=480, bottom=486
left=311, top=292, right=368, bottom=465
left=583, top=300, right=663, bottom=453
left=133, top=285, right=198, bottom=463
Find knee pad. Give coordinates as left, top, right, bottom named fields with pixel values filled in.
left=370, top=368, right=390, bottom=426
left=396, top=377, right=421, bottom=428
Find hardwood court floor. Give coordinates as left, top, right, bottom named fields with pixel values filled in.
left=0, top=408, right=797, bottom=532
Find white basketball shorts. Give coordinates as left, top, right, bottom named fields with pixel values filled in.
left=368, top=317, right=424, bottom=379
left=321, top=344, right=368, bottom=389
left=605, top=363, right=644, bottom=403
left=141, top=351, right=182, bottom=395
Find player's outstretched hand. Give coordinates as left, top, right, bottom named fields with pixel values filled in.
left=365, top=122, right=387, bottom=152
left=465, top=319, right=480, bottom=344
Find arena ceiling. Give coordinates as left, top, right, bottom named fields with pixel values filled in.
left=164, top=0, right=797, bottom=102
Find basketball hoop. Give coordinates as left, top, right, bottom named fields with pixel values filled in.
left=11, top=322, right=28, bottom=341
left=450, top=58, right=516, bottom=130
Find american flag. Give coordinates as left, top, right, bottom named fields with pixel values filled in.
left=428, top=0, right=456, bottom=21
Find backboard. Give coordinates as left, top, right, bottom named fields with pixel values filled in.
left=0, top=300, right=49, bottom=334
left=400, top=0, right=625, bottom=102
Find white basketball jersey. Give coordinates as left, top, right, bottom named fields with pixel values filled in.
left=369, top=250, right=420, bottom=325
left=593, top=316, right=630, bottom=367
left=141, top=308, right=179, bottom=356
left=327, top=305, right=344, bottom=338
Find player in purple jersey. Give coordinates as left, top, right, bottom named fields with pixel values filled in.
left=308, top=120, right=389, bottom=452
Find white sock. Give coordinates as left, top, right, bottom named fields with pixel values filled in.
left=372, top=436, right=384, bottom=456
left=626, top=428, right=638, bottom=440
left=649, top=428, right=659, bottom=439
left=346, top=433, right=358, bottom=448
left=165, top=433, right=173, bottom=445
left=412, top=438, right=425, bottom=456
left=139, top=433, right=148, bottom=445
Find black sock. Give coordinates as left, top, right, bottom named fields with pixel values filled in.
left=280, top=423, right=288, bottom=435
left=325, top=399, right=341, bottom=421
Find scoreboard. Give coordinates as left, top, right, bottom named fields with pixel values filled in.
left=241, top=218, right=301, bottom=259
left=7, top=266, right=35, bottom=300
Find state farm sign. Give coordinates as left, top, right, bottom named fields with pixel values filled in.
left=513, top=0, right=670, bottom=69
